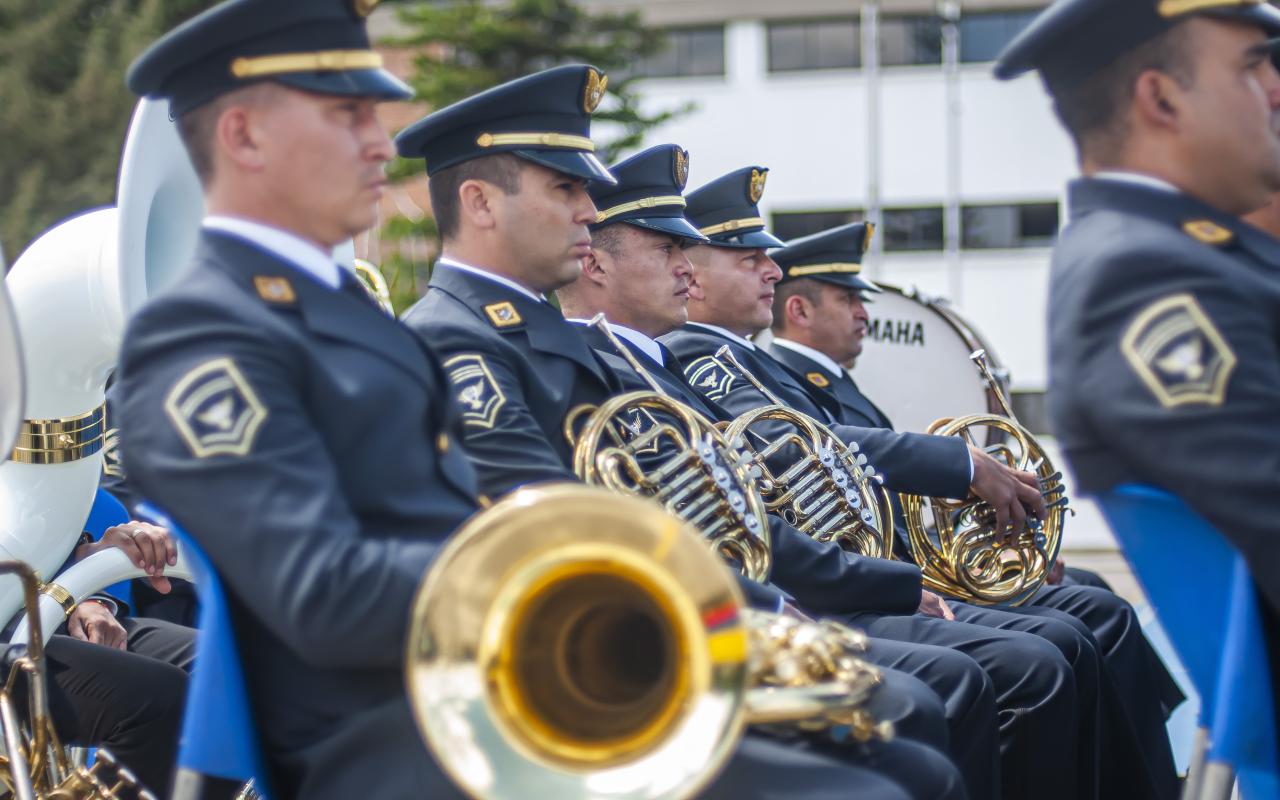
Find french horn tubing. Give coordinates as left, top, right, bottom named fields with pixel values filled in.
left=901, top=349, right=1068, bottom=606
left=566, top=317, right=773, bottom=582
left=713, top=347, right=895, bottom=560
left=405, top=484, right=890, bottom=800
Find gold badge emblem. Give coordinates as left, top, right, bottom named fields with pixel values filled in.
left=254, top=276, right=296, bottom=305
left=583, top=69, right=608, bottom=114
left=674, top=148, right=690, bottom=189
left=685, top=356, right=737, bottom=402
left=806, top=372, right=831, bottom=388
left=483, top=301, right=523, bottom=328
left=446, top=354, right=507, bottom=429
left=351, top=0, right=380, bottom=18
left=1120, top=293, right=1237, bottom=409
left=749, top=169, right=768, bottom=204
left=1181, top=220, right=1233, bottom=246
left=862, top=223, right=876, bottom=254
left=164, top=358, right=268, bottom=459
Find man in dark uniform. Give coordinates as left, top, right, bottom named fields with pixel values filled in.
left=115, top=10, right=925, bottom=796
left=767, top=221, right=1186, bottom=796
left=397, top=76, right=969, bottom=800
left=994, top=0, right=1280, bottom=713
left=661, top=167, right=1188, bottom=799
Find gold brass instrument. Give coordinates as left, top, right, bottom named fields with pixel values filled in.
left=901, top=349, right=1068, bottom=606
left=0, top=562, right=155, bottom=800
left=713, top=346, right=895, bottom=559
left=405, top=484, right=890, bottom=800
left=351, top=259, right=395, bottom=315
left=565, top=317, right=773, bottom=582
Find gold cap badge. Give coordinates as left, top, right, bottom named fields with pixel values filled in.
left=483, top=301, right=523, bottom=328
left=583, top=69, right=608, bottom=114
left=351, top=0, right=379, bottom=18
left=806, top=372, right=831, bottom=388
left=749, top=169, right=768, bottom=204
left=862, top=223, right=876, bottom=254
left=674, top=148, right=690, bottom=189
left=254, top=276, right=296, bottom=305
left=1181, top=220, right=1233, bottom=246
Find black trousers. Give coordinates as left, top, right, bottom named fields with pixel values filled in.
left=40, top=617, right=195, bottom=795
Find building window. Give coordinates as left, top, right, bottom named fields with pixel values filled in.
left=634, top=27, right=726, bottom=78
left=880, top=15, right=942, bottom=67
left=962, top=202, right=1060, bottom=249
left=767, top=18, right=861, bottom=72
left=771, top=210, right=863, bottom=242
left=883, top=207, right=944, bottom=251
left=959, top=10, right=1040, bottom=63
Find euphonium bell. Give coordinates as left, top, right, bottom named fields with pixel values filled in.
left=901, top=350, right=1068, bottom=606
left=405, top=485, right=890, bottom=800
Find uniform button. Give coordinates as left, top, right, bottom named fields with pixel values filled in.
left=437, top=433, right=449, bottom=453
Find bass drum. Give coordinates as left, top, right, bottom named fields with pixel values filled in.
left=853, top=284, right=1010, bottom=442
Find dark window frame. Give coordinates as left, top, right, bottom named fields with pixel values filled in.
left=633, top=26, right=727, bottom=79
left=766, top=17, right=862, bottom=73
left=961, top=201, right=1061, bottom=250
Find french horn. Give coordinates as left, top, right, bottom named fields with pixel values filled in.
left=406, top=484, right=890, bottom=800
left=711, top=347, right=895, bottom=560
left=565, top=318, right=773, bottom=582
left=900, top=350, right=1068, bottom=606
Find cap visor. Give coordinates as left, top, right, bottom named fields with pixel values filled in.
left=1213, top=4, right=1280, bottom=35
left=276, top=69, right=414, bottom=101
left=709, top=229, right=786, bottom=249
left=625, top=216, right=711, bottom=243
left=516, top=150, right=617, bottom=184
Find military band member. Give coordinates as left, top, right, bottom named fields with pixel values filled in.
left=397, top=77, right=968, bottom=800
left=995, top=0, right=1280, bottom=726
left=767, top=221, right=1185, bottom=797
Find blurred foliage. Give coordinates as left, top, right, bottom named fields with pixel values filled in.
left=0, top=0, right=216, bottom=259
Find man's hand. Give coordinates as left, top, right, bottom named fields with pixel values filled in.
left=74, top=521, right=177, bottom=594
left=68, top=601, right=127, bottom=650
left=918, top=590, right=956, bottom=620
left=1046, top=558, right=1066, bottom=585
left=968, top=446, right=1047, bottom=541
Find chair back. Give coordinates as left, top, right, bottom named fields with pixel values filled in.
left=135, top=503, right=271, bottom=799
left=1095, top=484, right=1277, bottom=797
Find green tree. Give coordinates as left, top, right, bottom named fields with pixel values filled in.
left=0, top=0, right=216, bottom=259
left=376, top=0, right=692, bottom=312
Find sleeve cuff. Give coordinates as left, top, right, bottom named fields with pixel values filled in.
left=82, top=595, right=120, bottom=617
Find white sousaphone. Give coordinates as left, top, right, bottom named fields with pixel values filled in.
left=2, top=98, right=203, bottom=644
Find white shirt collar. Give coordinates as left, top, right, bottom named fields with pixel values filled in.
left=1092, top=171, right=1181, bottom=195
left=203, top=216, right=347, bottom=289
left=436, top=256, right=545, bottom=303
left=565, top=319, right=665, bottom=366
left=687, top=321, right=756, bottom=351
left=770, top=337, right=845, bottom=378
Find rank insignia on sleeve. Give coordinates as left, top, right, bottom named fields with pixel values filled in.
left=1181, top=220, right=1233, bottom=246
left=806, top=372, right=831, bottom=388
left=101, top=427, right=123, bottom=478
left=1120, top=293, right=1237, bottom=409
left=685, top=356, right=737, bottom=401
left=254, top=276, right=296, bottom=305
left=445, top=354, right=507, bottom=429
left=483, top=301, right=523, bottom=329
left=164, top=357, right=268, bottom=458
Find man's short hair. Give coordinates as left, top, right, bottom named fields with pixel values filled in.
left=589, top=222, right=629, bottom=258
left=770, top=278, right=824, bottom=334
left=175, top=83, right=277, bottom=185
left=428, top=153, right=523, bottom=240
left=1049, top=23, right=1195, bottom=162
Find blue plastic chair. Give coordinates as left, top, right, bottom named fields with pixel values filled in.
left=84, top=489, right=134, bottom=608
left=135, top=503, right=272, bottom=800
left=1095, top=484, right=1278, bottom=800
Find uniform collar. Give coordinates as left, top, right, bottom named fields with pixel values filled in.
left=435, top=256, right=546, bottom=303
left=566, top=319, right=664, bottom=366
left=203, top=215, right=347, bottom=290
left=686, top=321, right=756, bottom=350
left=1091, top=170, right=1180, bottom=195
left=769, top=337, right=844, bottom=378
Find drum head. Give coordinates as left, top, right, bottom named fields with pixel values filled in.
left=0, top=278, right=25, bottom=457
left=852, top=285, right=1001, bottom=435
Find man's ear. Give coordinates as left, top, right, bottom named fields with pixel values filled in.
left=215, top=105, right=267, bottom=173
left=582, top=247, right=610, bottom=286
left=457, top=179, right=498, bottom=231
left=1131, top=69, right=1186, bottom=134
left=784, top=294, right=811, bottom=329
